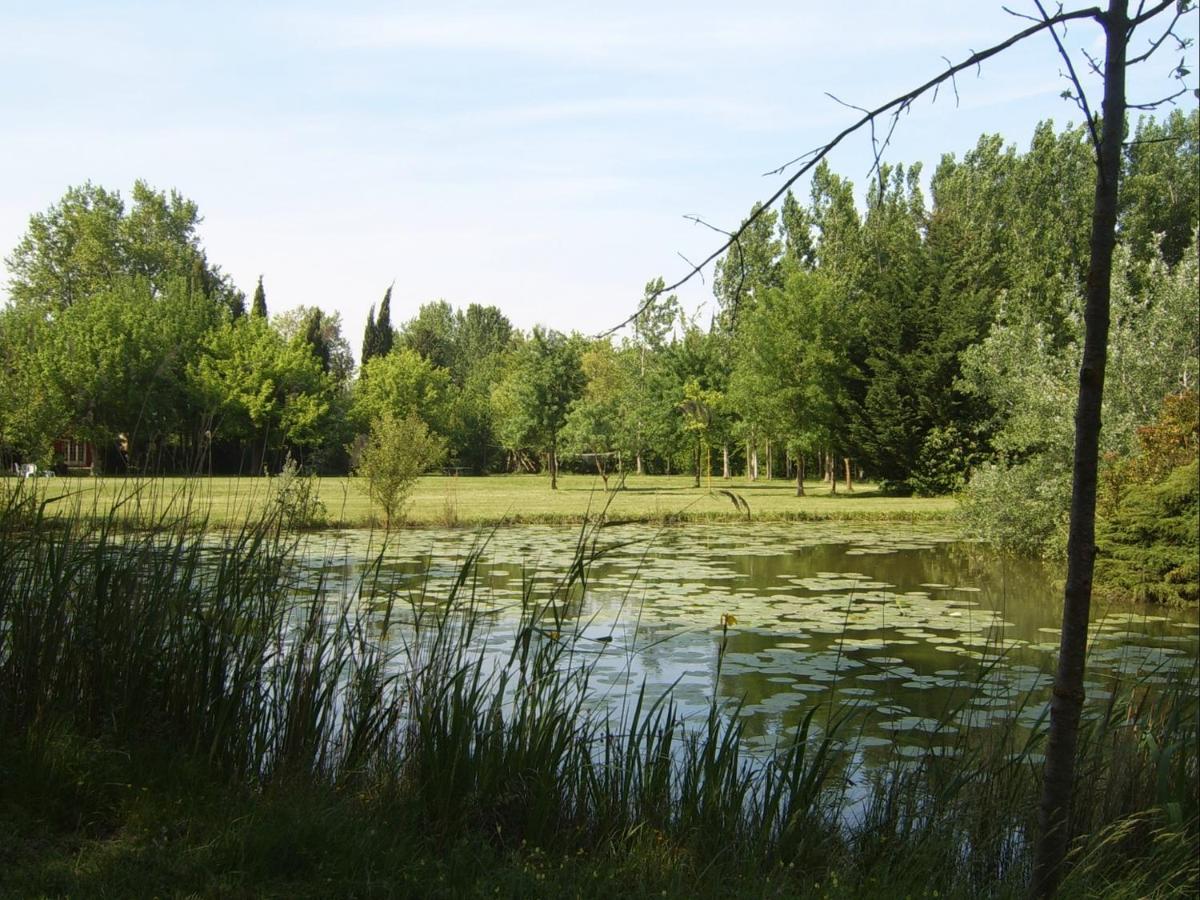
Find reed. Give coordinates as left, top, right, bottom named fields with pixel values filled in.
left=1, top=478, right=1195, bottom=897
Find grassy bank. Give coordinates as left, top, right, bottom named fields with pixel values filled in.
left=1, top=492, right=1195, bottom=897
left=24, top=472, right=956, bottom=529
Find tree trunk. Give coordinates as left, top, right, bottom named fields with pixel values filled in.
left=766, top=439, right=773, bottom=480
left=795, top=455, right=805, bottom=497
left=722, top=443, right=730, bottom=479
left=636, top=450, right=643, bottom=475
left=751, top=446, right=759, bottom=481
left=843, top=457, right=853, bottom=492
left=550, top=439, right=558, bottom=490
left=1032, top=4, right=1126, bottom=895
left=693, top=439, right=701, bottom=488
left=828, top=451, right=837, bottom=496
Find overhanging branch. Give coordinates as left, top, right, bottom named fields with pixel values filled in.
left=597, top=3, right=1107, bottom=338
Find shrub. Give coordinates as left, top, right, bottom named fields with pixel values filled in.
left=1095, top=459, right=1199, bottom=605
left=266, top=453, right=328, bottom=528
left=354, top=412, right=444, bottom=527
left=958, top=454, right=1071, bottom=558
left=908, top=425, right=970, bottom=497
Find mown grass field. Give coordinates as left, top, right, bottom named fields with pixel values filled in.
left=29, top=472, right=957, bottom=527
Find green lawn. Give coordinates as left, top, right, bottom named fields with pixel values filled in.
left=29, top=472, right=956, bottom=528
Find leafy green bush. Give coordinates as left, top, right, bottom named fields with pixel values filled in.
left=908, top=425, right=970, bottom=497
left=1095, top=460, right=1199, bottom=605
left=958, top=454, right=1071, bottom=558
left=355, top=411, right=445, bottom=526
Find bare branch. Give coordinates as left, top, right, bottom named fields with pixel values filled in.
left=1127, top=84, right=1191, bottom=107
left=682, top=214, right=732, bottom=237
left=1126, top=7, right=1184, bottom=62
left=1123, top=134, right=1187, bottom=146
left=676, top=252, right=705, bottom=285
left=1003, top=4, right=1043, bottom=22
left=942, top=56, right=962, bottom=107
left=595, top=3, right=1107, bottom=339
left=1035, top=0, right=1104, bottom=159
left=683, top=214, right=746, bottom=322
left=1128, top=0, right=1178, bottom=27
left=763, top=145, right=822, bottom=178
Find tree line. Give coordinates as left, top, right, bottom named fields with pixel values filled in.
left=1, top=114, right=1196, bottom=529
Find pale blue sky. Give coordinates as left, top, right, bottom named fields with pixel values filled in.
left=1, top=1, right=1195, bottom=353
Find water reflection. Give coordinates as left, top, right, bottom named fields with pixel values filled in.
left=292, top=523, right=1199, bottom=753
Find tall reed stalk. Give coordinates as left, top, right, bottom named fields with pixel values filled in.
left=1, top=477, right=1195, bottom=895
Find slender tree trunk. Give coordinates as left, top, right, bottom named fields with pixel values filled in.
left=693, top=438, right=701, bottom=488
left=636, top=450, right=643, bottom=475
left=843, top=457, right=853, bottom=492
left=550, top=438, right=558, bottom=490
left=1032, top=4, right=1126, bottom=895
left=828, top=451, right=837, bottom=496
left=795, top=455, right=805, bottom=497
left=722, top=443, right=730, bottom=479
left=766, top=439, right=773, bottom=480
left=751, top=446, right=759, bottom=481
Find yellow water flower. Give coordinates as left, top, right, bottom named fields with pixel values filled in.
left=720, top=613, right=738, bottom=628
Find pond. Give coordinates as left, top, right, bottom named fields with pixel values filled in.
left=292, top=523, right=1200, bottom=757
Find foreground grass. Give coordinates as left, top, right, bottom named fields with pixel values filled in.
left=31, top=472, right=956, bottom=528
left=1, top=487, right=1195, bottom=898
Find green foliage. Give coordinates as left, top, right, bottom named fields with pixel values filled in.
left=191, top=313, right=335, bottom=466
left=1095, top=460, right=1199, bottom=606
left=360, top=285, right=395, bottom=367
left=729, top=265, right=842, bottom=470
left=1120, top=110, right=1200, bottom=274
left=273, top=305, right=355, bottom=385
left=250, top=275, right=267, bottom=318
left=490, top=328, right=584, bottom=487
left=909, top=425, right=969, bottom=497
left=0, top=120, right=1194, bottom=487
left=266, top=453, right=328, bottom=528
left=1, top=501, right=1195, bottom=897
left=352, top=347, right=452, bottom=435
left=957, top=455, right=1071, bottom=559
left=960, top=242, right=1198, bottom=557
left=561, top=340, right=631, bottom=486
left=355, top=411, right=444, bottom=526
left=399, top=299, right=458, bottom=371
left=5, top=180, right=242, bottom=316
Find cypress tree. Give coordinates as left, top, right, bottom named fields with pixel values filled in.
left=251, top=275, right=267, bottom=317
left=361, top=304, right=377, bottom=367
left=304, top=309, right=332, bottom=373
left=377, top=285, right=394, bottom=357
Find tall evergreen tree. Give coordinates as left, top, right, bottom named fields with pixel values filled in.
left=376, top=285, right=394, bottom=357
left=251, top=276, right=267, bottom=318
left=361, top=305, right=377, bottom=367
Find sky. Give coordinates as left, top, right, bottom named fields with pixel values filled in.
left=1, top=1, right=1196, bottom=356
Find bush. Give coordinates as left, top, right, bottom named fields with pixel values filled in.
left=908, top=425, right=970, bottom=497
left=957, top=454, right=1071, bottom=558
left=267, top=453, right=328, bottom=528
left=354, top=412, right=444, bottom=526
left=1095, top=459, right=1199, bottom=605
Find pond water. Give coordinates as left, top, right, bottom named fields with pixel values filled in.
left=293, top=523, right=1199, bottom=756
